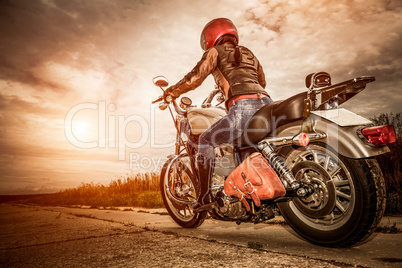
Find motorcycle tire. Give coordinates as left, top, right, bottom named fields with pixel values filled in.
left=277, top=143, right=386, bottom=247
left=160, top=157, right=207, bottom=228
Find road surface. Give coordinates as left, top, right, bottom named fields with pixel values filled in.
left=0, top=203, right=401, bottom=267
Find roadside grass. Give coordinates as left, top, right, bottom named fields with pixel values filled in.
left=247, top=241, right=263, bottom=249
left=375, top=139, right=402, bottom=216
left=25, top=172, right=164, bottom=209
left=375, top=222, right=401, bottom=233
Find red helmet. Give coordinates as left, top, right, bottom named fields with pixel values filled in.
left=200, top=18, right=239, bottom=51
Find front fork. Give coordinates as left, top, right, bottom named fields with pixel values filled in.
left=258, top=141, right=312, bottom=197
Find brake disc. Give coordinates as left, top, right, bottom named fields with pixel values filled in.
left=291, top=161, right=336, bottom=218
left=166, top=164, right=194, bottom=210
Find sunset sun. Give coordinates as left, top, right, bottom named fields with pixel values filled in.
left=72, top=121, right=92, bottom=137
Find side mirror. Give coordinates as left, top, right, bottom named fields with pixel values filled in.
left=153, top=76, right=169, bottom=87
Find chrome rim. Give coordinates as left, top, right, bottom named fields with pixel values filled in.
left=285, top=145, right=355, bottom=231
left=164, top=159, right=197, bottom=222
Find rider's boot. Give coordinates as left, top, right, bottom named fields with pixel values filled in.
left=192, top=155, right=215, bottom=212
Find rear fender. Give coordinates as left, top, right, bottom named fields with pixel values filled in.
left=270, top=112, right=390, bottom=159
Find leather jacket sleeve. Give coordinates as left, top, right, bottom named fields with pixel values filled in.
left=165, top=49, right=218, bottom=98
left=257, top=61, right=266, bottom=89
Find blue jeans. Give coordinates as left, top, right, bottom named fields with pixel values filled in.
left=198, top=96, right=272, bottom=161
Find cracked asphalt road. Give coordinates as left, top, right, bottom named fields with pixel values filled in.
left=0, top=203, right=401, bottom=267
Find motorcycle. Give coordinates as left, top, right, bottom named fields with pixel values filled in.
left=151, top=72, right=396, bottom=247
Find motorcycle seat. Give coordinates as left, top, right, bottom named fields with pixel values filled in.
left=241, top=91, right=307, bottom=145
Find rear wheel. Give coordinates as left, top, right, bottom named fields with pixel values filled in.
left=160, top=156, right=207, bottom=228
left=277, top=143, right=386, bottom=247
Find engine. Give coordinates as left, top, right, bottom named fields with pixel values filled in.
left=213, top=188, right=247, bottom=219
left=210, top=145, right=248, bottom=220
left=211, top=145, right=276, bottom=222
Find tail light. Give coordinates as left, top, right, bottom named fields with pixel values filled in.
left=361, top=125, right=396, bottom=146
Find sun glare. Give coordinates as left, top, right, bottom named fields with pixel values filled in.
left=72, top=121, right=92, bottom=137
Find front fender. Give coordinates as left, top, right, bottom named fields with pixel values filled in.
left=270, top=114, right=390, bottom=159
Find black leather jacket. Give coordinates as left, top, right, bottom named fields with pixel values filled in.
left=165, top=42, right=267, bottom=106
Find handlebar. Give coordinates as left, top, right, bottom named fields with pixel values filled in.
left=152, top=86, right=224, bottom=115
left=201, top=89, right=221, bottom=108
left=152, top=94, right=174, bottom=104
left=152, top=95, right=186, bottom=115
left=152, top=96, right=164, bottom=104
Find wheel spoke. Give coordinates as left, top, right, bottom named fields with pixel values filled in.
left=298, top=155, right=308, bottom=161
left=322, top=212, right=335, bottom=222
left=324, top=155, right=331, bottom=170
left=335, top=200, right=346, bottom=213
left=313, top=152, right=319, bottom=163
left=334, top=180, right=350, bottom=187
left=336, top=190, right=351, bottom=200
left=187, top=204, right=193, bottom=215
left=330, top=166, right=342, bottom=178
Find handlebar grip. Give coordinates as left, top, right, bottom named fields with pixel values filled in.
left=152, top=96, right=164, bottom=104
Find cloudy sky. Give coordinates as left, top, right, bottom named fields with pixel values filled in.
left=1, top=0, right=401, bottom=194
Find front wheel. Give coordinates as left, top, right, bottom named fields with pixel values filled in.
left=277, top=143, right=386, bottom=247
left=160, top=156, right=207, bottom=228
